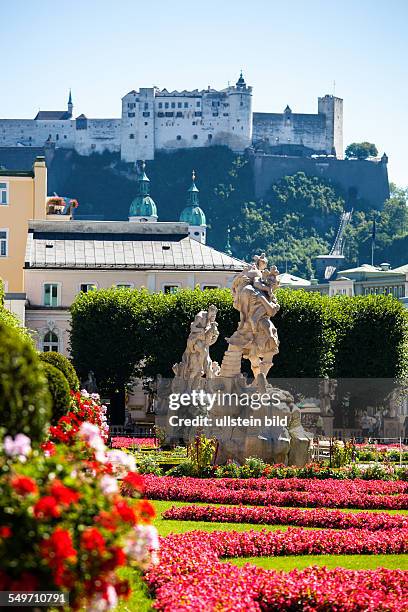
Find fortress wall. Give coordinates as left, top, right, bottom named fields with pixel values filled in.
left=252, top=154, right=390, bottom=208
left=253, top=113, right=328, bottom=153
left=74, top=119, right=121, bottom=154
left=0, top=119, right=75, bottom=147
left=0, top=119, right=45, bottom=146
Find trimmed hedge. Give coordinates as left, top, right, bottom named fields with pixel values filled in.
left=41, top=362, right=71, bottom=423
left=39, top=352, right=80, bottom=391
left=0, top=321, right=51, bottom=443
left=71, top=287, right=408, bottom=391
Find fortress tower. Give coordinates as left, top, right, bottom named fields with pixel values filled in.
left=318, top=95, right=343, bottom=158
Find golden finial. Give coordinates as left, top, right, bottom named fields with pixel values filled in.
left=192, top=169, right=196, bottom=182
left=141, top=160, right=146, bottom=171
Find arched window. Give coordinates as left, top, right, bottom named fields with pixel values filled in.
left=43, top=331, right=59, bottom=352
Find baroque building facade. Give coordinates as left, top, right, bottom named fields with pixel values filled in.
left=0, top=74, right=343, bottom=162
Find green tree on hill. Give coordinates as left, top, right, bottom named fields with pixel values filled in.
left=345, top=142, right=378, bottom=160
left=232, top=172, right=344, bottom=278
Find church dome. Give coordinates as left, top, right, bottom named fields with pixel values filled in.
left=129, top=195, right=157, bottom=218
left=179, top=170, right=206, bottom=226
left=129, top=161, right=158, bottom=221
left=180, top=205, right=206, bottom=226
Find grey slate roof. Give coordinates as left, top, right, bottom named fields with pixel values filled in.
left=25, top=221, right=245, bottom=271
left=34, top=111, right=72, bottom=120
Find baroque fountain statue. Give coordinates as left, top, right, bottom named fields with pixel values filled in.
left=156, top=254, right=313, bottom=466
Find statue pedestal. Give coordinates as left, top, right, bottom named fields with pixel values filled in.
left=321, top=416, right=334, bottom=437
left=156, top=376, right=313, bottom=467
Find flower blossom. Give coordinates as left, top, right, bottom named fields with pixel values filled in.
left=100, top=475, right=119, bottom=495
left=3, top=434, right=31, bottom=460
left=125, top=524, right=159, bottom=568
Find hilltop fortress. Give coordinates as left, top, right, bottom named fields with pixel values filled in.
left=0, top=74, right=343, bottom=163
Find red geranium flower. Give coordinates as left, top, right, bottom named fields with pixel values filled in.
left=33, top=496, right=61, bottom=519
left=41, top=440, right=56, bottom=456
left=95, top=510, right=117, bottom=531
left=49, top=480, right=80, bottom=506
left=81, top=527, right=106, bottom=554
left=40, top=528, right=77, bottom=564
left=101, top=546, right=126, bottom=571
left=115, top=579, right=131, bottom=598
left=122, top=471, right=144, bottom=492
left=0, top=526, right=12, bottom=538
left=138, top=499, right=155, bottom=521
left=11, top=475, right=38, bottom=496
left=114, top=500, right=137, bottom=524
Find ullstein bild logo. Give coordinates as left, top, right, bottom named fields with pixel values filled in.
left=167, top=413, right=289, bottom=428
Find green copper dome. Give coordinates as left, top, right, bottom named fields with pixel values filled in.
left=180, top=170, right=206, bottom=226
left=129, top=195, right=157, bottom=218
left=180, top=205, right=206, bottom=226
left=129, top=162, right=158, bottom=220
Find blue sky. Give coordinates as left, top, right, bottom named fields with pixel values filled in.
left=1, top=0, right=407, bottom=185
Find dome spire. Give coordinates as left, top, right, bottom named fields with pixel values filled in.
left=128, top=160, right=158, bottom=222
left=67, top=89, right=73, bottom=116
left=187, top=169, right=199, bottom=206
left=180, top=171, right=207, bottom=244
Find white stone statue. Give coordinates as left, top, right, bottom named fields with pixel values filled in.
left=173, top=304, right=219, bottom=383
left=222, top=253, right=280, bottom=384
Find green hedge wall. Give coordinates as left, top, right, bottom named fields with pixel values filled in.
left=70, top=287, right=408, bottom=396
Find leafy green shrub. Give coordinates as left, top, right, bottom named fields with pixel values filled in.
left=214, top=461, right=241, bottom=478
left=358, top=463, right=398, bottom=480
left=187, top=434, right=218, bottom=477
left=136, top=454, right=163, bottom=476
left=240, top=456, right=267, bottom=478
left=166, top=459, right=196, bottom=477
left=41, top=362, right=71, bottom=423
left=396, top=467, right=408, bottom=481
left=332, top=441, right=354, bottom=468
left=39, top=352, right=80, bottom=391
left=0, top=321, right=51, bottom=444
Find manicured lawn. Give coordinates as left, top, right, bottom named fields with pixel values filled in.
left=228, top=554, right=408, bottom=571
left=116, top=499, right=408, bottom=610
left=151, top=500, right=292, bottom=535
left=116, top=567, right=153, bottom=612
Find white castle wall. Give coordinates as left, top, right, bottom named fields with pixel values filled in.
left=252, top=95, right=343, bottom=158
left=0, top=84, right=342, bottom=163
left=120, top=83, right=253, bottom=162
left=75, top=119, right=121, bottom=155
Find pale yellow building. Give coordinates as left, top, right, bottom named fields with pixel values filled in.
left=0, top=157, right=47, bottom=293
left=0, top=156, right=74, bottom=322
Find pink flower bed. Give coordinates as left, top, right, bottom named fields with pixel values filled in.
left=212, top=477, right=408, bottom=494
left=111, top=437, right=158, bottom=449
left=163, top=504, right=408, bottom=530
left=356, top=443, right=408, bottom=451
left=143, top=476, right=408, bottom=510
left=146, top=529, right=408, bottom=611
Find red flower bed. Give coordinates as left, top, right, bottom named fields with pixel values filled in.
left=143, top=476, right=408, bottom=510
left=111, top=437, right=158, bottom=449
left=163, top=504, right=408, bottom=530
left=146, top=529, right=408, bottom=611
